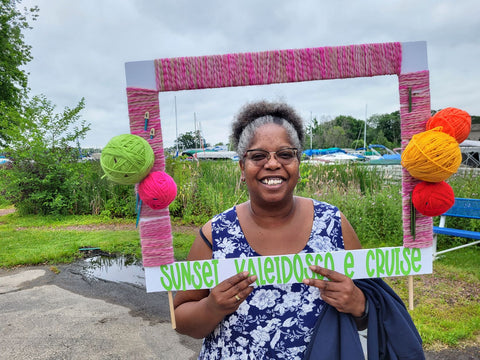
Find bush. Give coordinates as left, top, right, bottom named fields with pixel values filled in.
left=1, top=96, right=88, bottom=214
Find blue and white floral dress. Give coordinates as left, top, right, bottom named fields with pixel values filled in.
left=198, top=199, right=345, bottom=360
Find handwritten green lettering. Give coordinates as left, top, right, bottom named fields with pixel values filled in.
left=344, top=251, right=354, bottom=278
left=202, top=262, right=214, bottom=287
left=366, top=250, right=375, bottom=277
left=159, top=265, right=172, bottom=290
left=264, top=257, right=275, bottom=284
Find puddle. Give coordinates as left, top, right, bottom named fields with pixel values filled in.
left=82, top=255, right=145, bottom=287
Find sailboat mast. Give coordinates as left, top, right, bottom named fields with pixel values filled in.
left=174, top=96, right=178, bottom=153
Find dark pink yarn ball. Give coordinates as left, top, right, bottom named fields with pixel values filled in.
left=138, top=171, right=177, bottom=210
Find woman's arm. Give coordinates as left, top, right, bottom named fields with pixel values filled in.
left=173, top=221, right=257, bottom=338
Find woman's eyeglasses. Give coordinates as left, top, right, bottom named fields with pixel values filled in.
left=243, top=148, right=298, bottom=166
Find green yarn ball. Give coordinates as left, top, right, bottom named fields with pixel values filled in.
left=100, top=134, right=154, bottom=185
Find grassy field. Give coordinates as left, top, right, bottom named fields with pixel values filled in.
left=0, top=209, right=478, bottom=350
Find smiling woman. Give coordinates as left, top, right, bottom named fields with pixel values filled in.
left=171, top=100, right=396, bottom=359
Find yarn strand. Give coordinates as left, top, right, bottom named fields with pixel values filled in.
left=154, top=43, right=402, bottom=92
left=399, top=71, right=433, bottom=248
left=126, top=87, right=175, bottom=266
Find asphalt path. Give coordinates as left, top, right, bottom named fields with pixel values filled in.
left=0, top=262, right=202, bottom=360
left=1, top=261, right=478, bottom=360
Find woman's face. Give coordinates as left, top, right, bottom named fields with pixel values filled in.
left=239, top=123, right=300, bottom=205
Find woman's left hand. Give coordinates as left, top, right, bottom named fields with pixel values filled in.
left=303, top=265, right=365, bottom=317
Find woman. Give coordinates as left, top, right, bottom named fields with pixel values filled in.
left=174, top=101, right=368, bottom=359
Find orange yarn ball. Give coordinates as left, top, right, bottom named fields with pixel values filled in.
left=412, top=181, right=455, bottom=216
left=401, top=128, right=462, bottom=182
left=426, top=107, right=471, bottom=143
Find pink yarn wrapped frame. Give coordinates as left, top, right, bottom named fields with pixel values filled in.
left=127, top=42, right=431, bottom=267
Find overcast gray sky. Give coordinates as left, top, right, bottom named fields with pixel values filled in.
left=21, top=0, right=480, bottom=149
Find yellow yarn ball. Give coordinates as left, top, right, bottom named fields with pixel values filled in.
left=401, top=127, right=462, bottom=182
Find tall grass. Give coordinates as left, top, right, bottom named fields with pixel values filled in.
left=166, top=159, right=406, bottom=248
left=164, top=159, right=480, bottom=250
left=167, top=159, right=247, bottom=224
left=2, top=158, right=479, bottom=250
left=296, top=163, right=404, bottom=248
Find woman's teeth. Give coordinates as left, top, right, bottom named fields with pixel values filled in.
left=262, top=178, right=283, bottom=185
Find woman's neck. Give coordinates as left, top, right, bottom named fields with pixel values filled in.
left=247, top=196, right=297, bottom=227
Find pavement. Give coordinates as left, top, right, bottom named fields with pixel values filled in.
left=1, top=262, right=479, bottom=360
left=0, top=262, right=202, bottom=360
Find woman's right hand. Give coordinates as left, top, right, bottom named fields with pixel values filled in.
left=206, top=271, right=257, bottom=317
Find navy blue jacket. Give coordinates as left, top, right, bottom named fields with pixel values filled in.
left=304, top=278, right=424, bottom=360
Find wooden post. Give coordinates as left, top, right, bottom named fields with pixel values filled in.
left=168, top=291, right=176, bottom=329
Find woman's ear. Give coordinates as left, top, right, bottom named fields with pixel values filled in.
left=239, top=160, right=245, bottom=181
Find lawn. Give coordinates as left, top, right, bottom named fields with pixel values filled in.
left=0, top=210, right=479, bottom=350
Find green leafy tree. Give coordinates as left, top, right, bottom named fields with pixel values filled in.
left=332, top=115, right=364, bottom=143
left=369, top=111, right=401, bottom=147
left=175, top=130, right=206, bottom=150
left=351, top=139, right=365, bottom=149
left=314, top=115, right=364, bottom=149
left=325, top=125, right=349, bottom=148
left=0, top=0, right=38, bottom=146
left=371, top=130, right=391, bottom=148
left=3, top=95, right=91, bottom=215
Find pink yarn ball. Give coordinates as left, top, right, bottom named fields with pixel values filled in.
left=138, top=171, right=177, bottom=210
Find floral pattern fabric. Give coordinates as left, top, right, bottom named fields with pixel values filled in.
left=198, top=199, right=345, bottom=360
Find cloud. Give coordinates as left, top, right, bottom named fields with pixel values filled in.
left=21, top=0, right=480, bottom=148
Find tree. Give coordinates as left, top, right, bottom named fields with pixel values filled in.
left=175, top=130, right=205, bottom=150
left=0, top=0, right=38, bottom=146
left=2, top=95, right=91, bottom=214
left=332, top=115, right=364, bottom=142
left=369, top=111, right=401, bottom=147
left=311, top=115, right=364, bottom=149
left=371, top=130, right=391, bottom=148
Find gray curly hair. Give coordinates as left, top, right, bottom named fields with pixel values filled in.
left=231, top=101, right=305, bottom=158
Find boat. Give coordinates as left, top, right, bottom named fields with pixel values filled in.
left=302, top=145, right=402, bottom=165
left=303, top=148, right=365, bottom=164
left=181, top=149, right=239, bottom=161
left=352, top=145, right=401, bottom=165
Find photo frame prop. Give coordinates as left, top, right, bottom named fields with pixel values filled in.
left=124, top=41, right=433, bottom=306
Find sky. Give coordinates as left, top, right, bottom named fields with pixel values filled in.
left=20, top=0, right=480, bottom=150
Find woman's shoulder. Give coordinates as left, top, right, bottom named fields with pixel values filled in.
left=211, top=205, right=241, bottom=229
left=212, top=205, right=237, bottom=219
left=299, top=196, right=338, bottom=211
